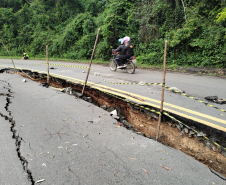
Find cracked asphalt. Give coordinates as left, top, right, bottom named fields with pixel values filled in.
left=1, top=59, right=226, bottom=132
left=0, top=73, right=225, bottom=185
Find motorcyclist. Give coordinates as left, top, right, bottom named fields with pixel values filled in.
left=21, top=52, right=29, bottom=60
left=114, top=36, right=134, bottom=69
left=113, top=38, right=126, bottom=54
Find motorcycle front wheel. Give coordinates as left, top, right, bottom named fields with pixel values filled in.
left=126, top=61, right=135, bottom=74
left=109, top=59, right=117, bottom=71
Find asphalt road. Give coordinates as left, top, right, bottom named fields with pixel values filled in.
left=0, top=59, right=226, bottom=132
left=0, top=71, right=226, bottom=184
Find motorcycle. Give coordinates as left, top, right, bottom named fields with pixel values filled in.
left=109, top=51, right=136, bottom=74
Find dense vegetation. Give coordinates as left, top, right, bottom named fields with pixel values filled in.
left=0, top=0, right=226, bottom=67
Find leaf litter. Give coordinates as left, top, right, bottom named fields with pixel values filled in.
left=141, top=168, right=149, bottom=175
left=160, top=165, right=172, bottom=170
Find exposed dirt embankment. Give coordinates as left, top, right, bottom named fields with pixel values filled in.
left=79, top=88, right=226, bottom=177
left=5, top=69, right=226, bottom=178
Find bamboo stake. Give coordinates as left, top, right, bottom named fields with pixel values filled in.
left=82, top=28, right=100, bottom=94
left=156, top=40, right=167, bottom=141
left=46, top=45, right=49, bottom=84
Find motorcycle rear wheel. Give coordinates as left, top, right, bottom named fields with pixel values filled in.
left=109, top=59, right=117, bottom=71
left=126, top=61, right=135, bottom=74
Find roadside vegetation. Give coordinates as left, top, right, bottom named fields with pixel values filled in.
left=0, top=0, right=226, bottom=68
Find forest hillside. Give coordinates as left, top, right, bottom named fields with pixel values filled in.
left=0, top=0, right=226, bottom=67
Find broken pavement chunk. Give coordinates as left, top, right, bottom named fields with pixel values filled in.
left=94, top=72, right=100, bottom=76
left=110, top=109, right=117, bottom=116
left=189, top=130, right=195, bottom=137
left=215, top=99, right=226, bottom=104
left=110, top=109, right=119, bottom=119
left=64, top=87, right=72, bottom=94
left=205, top=96, right=226, bottom=104
left=205, top=96, right=218, bottom=101
left=177, top=125, right=181, bottom=131
left=139, top=81, right=146, bottom=86
left=184, top=128, right=189, bottom=134
left=42, top=82, right=49, bottom=88
left=85, top=97, right=92, bottom=103
left=122, top=120, right=134, bottom=129
left=170, top=87, right=183, bottom=93
left=112, top=115, right=120, bottom=119
left=197, top=131, right=207, bottom=137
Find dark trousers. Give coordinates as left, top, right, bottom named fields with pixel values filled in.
left=116, top=54, right=131, bottom=66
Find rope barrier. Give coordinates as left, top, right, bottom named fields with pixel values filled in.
left=1, top=61, right=226, bottom=113
left=43, top=72, right=226, bottom=152
left=0, top=58, right=225, bottom=112
left=49, top=63, right=89, bottom=69
left=27, top=62, right=46, bottom=66
left=93, top=73, right=226, bottom=113
left=0, top=38, right=224, bottom=153
left=164, top=86, right=226, bottom=113
left=95, top=83, right=226, bottom=152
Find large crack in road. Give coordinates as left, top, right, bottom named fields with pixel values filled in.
left=1, top=71, right=226, bottom=184
left=0, top=81, right=35, bottom=184
left=14, top=69, right=226, bottom=177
